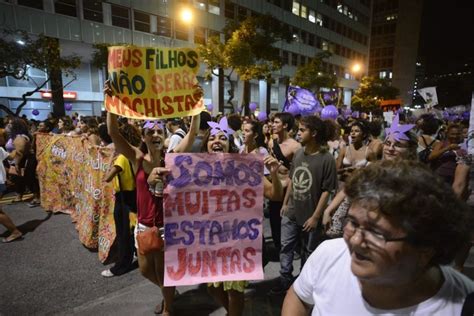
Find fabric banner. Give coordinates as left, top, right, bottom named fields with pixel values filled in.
left=104, top=45, right=204, bottom=119
left=163, top=153, right=264, bottom=286
left=36, top=134, right=115, bottom=262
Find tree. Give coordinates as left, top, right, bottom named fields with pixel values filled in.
left=291, top=51, right=340, bottom=105
left=0, top=31, right=80, bottom=117
left=351, top=76, right=399, bottom=112
left=291, top=51, right=337, bottom=91
left=198, top=14, right=292, bottom=115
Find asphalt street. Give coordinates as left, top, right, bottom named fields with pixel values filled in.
left=0, top=201, right=288, bottom=316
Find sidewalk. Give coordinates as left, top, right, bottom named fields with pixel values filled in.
left=71, top=257, right=297, bottom=316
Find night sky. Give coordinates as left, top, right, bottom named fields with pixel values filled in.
left=418, top=0, right=474, bottom=75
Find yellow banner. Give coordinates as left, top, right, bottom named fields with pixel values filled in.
left=36, top=134, right=115, bottom=263
left=105, top=45, right=204, bottom=119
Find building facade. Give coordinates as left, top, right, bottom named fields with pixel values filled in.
left=0, top=0, right=370, bottom=120
left=368, top=0, right=423, bottom=107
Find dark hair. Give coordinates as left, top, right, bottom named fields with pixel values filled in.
left=200, top=130, right=239, bottom=153
left=245, top=120, right=266, bottom=149
left=119, top=123, right=141, bottom=147
left=199, top=111, right=212, bottom=131
left=419, top=114, right=439, bottom=135
left=350, top=120, right=370, bottom=141
left=10, top=117, right=30, bottom=139
left=368, top=121, right=382, bottom=138
left=300, top=115, right=336, bottom=145
left=274, top=112, right=295, bottom=132
left=81, top=116, right=99, bottom=135
left=345, top=160, right=470, bottom=266
left=98, top=124, right=112, bottom=145
left=40, top=120, right=54, bottom=132
left=227, top=113, right=242, bottom=131
left=59, top=116, right=74, bottom=132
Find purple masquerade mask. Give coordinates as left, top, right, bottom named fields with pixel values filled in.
left=208, top=117, right=234, bottom=138
left=385, top=114, right=415, bottom=142
left=143, top=120, right=164, bottom=130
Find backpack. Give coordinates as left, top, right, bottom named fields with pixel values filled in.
left=418, top=136, right=436, bottom=163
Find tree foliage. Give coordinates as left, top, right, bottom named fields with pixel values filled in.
left=0, top=31, right=81, bottom=116
left=198, top=14, right=292, bottom=113
left=351, top=76, right=399, bottom=112
left=291, top=51, right=338, bottom=92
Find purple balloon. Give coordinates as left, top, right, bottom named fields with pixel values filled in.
left=249, top=102, right=257, bottom=112
left=32, top=109, right=40, bottom=116
left=206, top=103, right=213, bottom=111
left=352, top=111, right=360, bottom=119
left=321, top=105, right=338, bottom=120
left=257, top=111, right=267, bottom=122
left=65, top=103, right=73, bottom=111
left=462, top=111, right=470, bottom=120
left=323, top=93, right=332, bottom=102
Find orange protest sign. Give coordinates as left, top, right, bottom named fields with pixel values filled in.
left=105, top=46, right=204, bottom=119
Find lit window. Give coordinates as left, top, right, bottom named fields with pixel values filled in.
left=389, top=72, right=393, bottom=79
left=208, top=0, right=220, bottom=15
left=322, top=41, right=329, bottom=51
left=193, top=0, right=206, bottom=11
left=309, top=10, right=316, bottom=23
left=379, top=71, right=387, bottom=79
left=337, top=4, right=343, bottom=13
left=292, top=1, right=300, bottom=15
left=301, top=5, right=307, bottom=18
left=316, top=13, right=323, bottom=26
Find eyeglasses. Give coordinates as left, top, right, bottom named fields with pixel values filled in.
left=383, top=139, right=409, bottom=150
left=342, top=217, right=409, bottom=248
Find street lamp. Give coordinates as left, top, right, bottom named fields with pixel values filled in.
left=180, top=7, right=193, bottom=24
left=351, top=63, right=362, bottom=74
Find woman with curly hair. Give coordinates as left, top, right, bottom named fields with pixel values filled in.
left=336, top=120, right=375, bottom=178
left=77, top=116, right=101, bottom=145
left=283, top=159, right=474, bottom=315
left=57, top=116, right=75, bottom=135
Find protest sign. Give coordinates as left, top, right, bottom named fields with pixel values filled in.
left=163, top=153, right=264, bottom=286
left=36, top=134, right=115, bottom=262
left=105, top=46, right=204, bottom=119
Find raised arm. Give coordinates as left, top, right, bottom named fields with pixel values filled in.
left=172, top=112, right=201, bottom=153
left=106, top=112, right=142, bottom=165
left=263, top=156, right=283, bottom=201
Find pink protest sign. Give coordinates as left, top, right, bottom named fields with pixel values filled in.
left=163, top=153, right=264, bottom=286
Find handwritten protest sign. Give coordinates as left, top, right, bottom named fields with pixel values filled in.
left=163, top=153, right=264, bottom=286
left=105, top=46, right=204, bottom=119
left=36, top=134, right=115, bottom=262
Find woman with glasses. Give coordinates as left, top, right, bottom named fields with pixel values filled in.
left=283, top=160, right=474, bottom=315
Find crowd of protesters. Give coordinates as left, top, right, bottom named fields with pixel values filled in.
left=1, top=93, right=474, bottom=314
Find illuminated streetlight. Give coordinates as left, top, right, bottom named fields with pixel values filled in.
left=180, top=8, right=193, bottom=24
left=352, top=63, right=362, bottom=73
